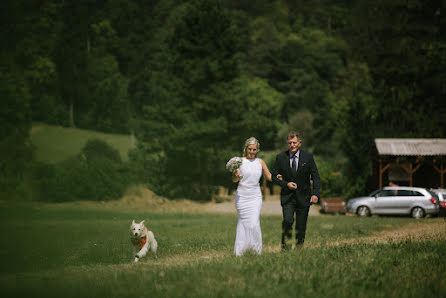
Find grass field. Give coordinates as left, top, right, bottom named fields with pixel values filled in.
left=30, top=123, right=134, bottom=163
left=0, top=199, right=445, bottom=298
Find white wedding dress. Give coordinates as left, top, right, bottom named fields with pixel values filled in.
left=234, top=158, right=263, bottom=256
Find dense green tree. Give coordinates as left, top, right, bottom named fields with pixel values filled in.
left=348, top=0, right=446, bottom=137
left=23, top=2, right=65, bottom=125
left=248, top=17, right=282, bottom=78
left=334, top=62, right=378, bottom=197
left=55, top=0, right=91, bottom=127
left=136, top=0, right=285, bottom=199
left=1, top=0, right=445, bottom=201
left=25, top=56, right=66, bottom=124
left=0, top=72, right=33, bottom=195
left=271, top=28, right=348, bottom=154
left=277, top=109, right=314, bottom=149
left=1, top=1, right=66, bottom=125
left=82, top=20, right=130, bottom=133
left=43, top=139, right=128, bottom=202
left=285, top=0, right=352, bottom=35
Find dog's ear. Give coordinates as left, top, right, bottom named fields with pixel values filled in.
left=140, top=220, right=145, bottom=226
left=132, top=219, right=135, bottom=225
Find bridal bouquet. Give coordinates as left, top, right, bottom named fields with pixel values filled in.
left=226, top=157, right=243, bottom=178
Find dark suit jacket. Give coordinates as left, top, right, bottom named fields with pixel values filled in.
left=272, top=150, right=321, bottom=207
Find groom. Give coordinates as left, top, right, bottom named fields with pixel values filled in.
left=272, top=131, right=320, bottom=249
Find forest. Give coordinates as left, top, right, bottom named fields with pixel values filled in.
left=1, top=0, right=445, bottom=201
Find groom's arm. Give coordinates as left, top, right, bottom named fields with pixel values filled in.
left=272, top=155, right=288, bottom=188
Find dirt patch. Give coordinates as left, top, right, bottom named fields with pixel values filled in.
left=330, top=220, right=446, bottom=247
left=261, top=220, right=446, bottom=253
left=44, top=185, right=209, bottom=213
left=106, top=186, right=206, bottom=213
left=49, top=186, right=321, bottom=215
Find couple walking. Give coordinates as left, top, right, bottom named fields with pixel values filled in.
left=231, top=132, right=320, bottom=256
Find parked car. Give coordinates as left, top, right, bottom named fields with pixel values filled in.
left=430, top=188, right=446, bottom=217
left=320, top=198, right=346, bottom=214
left=346, top=186, right=440, bottom=218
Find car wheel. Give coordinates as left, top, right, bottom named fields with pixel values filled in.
left=411, top=207, right=425, bottom=219
left=357, top=206, right=371, bottom=217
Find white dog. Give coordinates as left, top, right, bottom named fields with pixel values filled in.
left=129, top=220, right=158, bottom=263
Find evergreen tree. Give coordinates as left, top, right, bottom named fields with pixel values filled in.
left=0, top=72, right=33, bottom=195
left=349, top=0, right=446, bottom=137
left=334, top=62, right=377, bottom=196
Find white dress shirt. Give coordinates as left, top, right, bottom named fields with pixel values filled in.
left=289, top=150, right=300, bottom=169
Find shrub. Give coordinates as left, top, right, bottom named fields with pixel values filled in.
left=33, top=139, right=129, bottom=202
left=82, top=138, right=122, bottom=163
left=317, top=159, right=346, bottom=198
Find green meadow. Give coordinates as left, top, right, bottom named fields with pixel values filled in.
left=7, top=124, right=445, bottom=297
left=30, top=123, right=134, bottom=163
left=0, top=200, right=444, bottom=298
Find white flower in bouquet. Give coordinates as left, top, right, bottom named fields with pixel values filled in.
left=226, top=157, right=243, bottom=178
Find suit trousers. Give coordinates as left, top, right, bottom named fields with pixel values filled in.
left=281, top=196, right=310, bottom=246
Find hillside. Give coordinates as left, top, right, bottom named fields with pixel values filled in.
left=30, top=123, right=135, bottom=164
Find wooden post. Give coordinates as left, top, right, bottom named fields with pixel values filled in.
left=442, top=166, right=444, bottom=188
left=379, top=160, right=391, bottom=188
left=433, top=160, right=446, bottom=188
left=400, top=161, right=421, bottom=187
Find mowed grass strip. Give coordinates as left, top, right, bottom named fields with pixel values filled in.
left=30, top=123, right=134, bottom=163
left=0, top=201, right=444, bottom=298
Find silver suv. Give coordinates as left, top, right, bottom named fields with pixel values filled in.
left=346, top=186, right=440, bottom=218
left=430, top=188, right=446, bottom=216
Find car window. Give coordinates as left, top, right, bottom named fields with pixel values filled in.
left=376, top=190, right=395, bottom=197
left=428, top=191, right=439, bottom=199
left=397, top=190, right=423, bottom=196
left=369, top=189, right=381, bottom=196
left=429, top=190, right=445, bottom=201
left=397, top=190, right=413, bottom=196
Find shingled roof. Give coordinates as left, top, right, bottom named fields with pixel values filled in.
left=375, top=138, right=446, bottom=156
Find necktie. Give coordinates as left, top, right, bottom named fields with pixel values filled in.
left=291, top=155, right=297, bottom=171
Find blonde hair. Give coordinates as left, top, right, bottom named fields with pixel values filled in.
left=243, top=137, right=260, bottom=157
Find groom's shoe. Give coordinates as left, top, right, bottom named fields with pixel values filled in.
left=281, top=234, right=293, bottom=251
left=295, top=239, right=305, bottom=249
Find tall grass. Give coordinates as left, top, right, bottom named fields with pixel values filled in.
left=30, top=123, right=134, bottom=163
left=0, top=201, right=444, bottom=298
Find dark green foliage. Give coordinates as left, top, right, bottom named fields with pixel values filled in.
left=270, top=28, right=348, bottom=153
left=28, top=161, right=55, bottom=199
left=32, top=139, right=129, bottom=202
left=348, top=0, right=446, bottom=138
left=136, top=0, right=258, bottom=200
left=0, top=72, right=33, bottom=197
left=25, top=57, right=67, bottom=125
left=81, top=20, right=130, bottom=133
left=334, top=62, right=377, bottom=197
left=82, top=138, right=122, bottom=163
left=317, top=159, right=346, bottom=198
left=126, top=147, right=171, bottom=196
left=1, top=0, right=445, bottom=201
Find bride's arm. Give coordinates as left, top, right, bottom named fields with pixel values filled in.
left=232, top=169, right=240, bottom=183
left=259, top=159, right=272, bottom=182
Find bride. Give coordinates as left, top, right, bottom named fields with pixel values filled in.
left=231, top=137, right=274, bottom=256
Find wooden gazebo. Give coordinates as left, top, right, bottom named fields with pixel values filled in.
left=375, top=138, right=446, bottom=189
